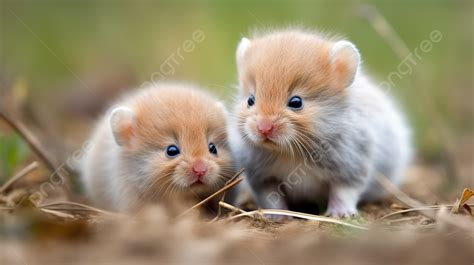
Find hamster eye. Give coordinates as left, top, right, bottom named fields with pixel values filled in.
left=287, top=96, right=303, bottom=110
left=208, top=143, right=218, bottom=155
left=166, top=145, right=180, bottom=158
left=247, top=95, right=255, bottom=107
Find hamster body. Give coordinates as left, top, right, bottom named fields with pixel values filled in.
left=81, top=83, right=236, bottom=212
left=230, top=29, right=412, bottom=217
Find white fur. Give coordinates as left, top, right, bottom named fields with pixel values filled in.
left=236, top=37, right=251, bottom=65
left=109, top=106, right=135, bottom=146
left=329, top=40, right=360, bottom=63
left=330, top=40, right=361, bottom=87
left=80, top=94, right=151, bottom=212
left=81, top=109, right=129, bottom=211
left=229, top=73, right=412, bottom=217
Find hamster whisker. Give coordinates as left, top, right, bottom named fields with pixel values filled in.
left=146, top=171, right=179, bottom=200
left=161, top=179, right=179, bottom=199
left=294, top=130, right=319, bottom=151
left=282, top=136, right=296, bottom=159
left=145, top=172, right=173, bottom=194
left=238, top=129, right=253, bottom=144
left=146, top=178, right=172, bottom=201
left=289, top=135, right=309, bottom=161
left=292, top=135, right=312, bottom=160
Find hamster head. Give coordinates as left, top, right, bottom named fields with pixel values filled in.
left=234, top=30, right=360, bottom=157
left=110, top=85, right=234, bottom=201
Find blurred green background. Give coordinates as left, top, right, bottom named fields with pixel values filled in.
left=0, top=0, right=473, bottom=181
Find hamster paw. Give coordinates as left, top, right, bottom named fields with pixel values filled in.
left=324, top=206, right=358, bottom=218
left=325, top=185, right=362, bottom=218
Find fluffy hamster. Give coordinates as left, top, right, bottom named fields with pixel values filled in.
left=81, top=83, right=236, bottom=213
left=229, top=29, right=412, bottom=217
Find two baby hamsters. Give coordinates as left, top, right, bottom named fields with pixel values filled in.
left=81, top=28, right=412, bottom=218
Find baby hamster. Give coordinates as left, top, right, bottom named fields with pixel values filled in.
left=81, top=82, right=236, bottom=213
left=229, top=29, right=412, bottom=217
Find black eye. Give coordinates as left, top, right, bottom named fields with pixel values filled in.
left=287, top=96, right=303, bottom=110
left=208, top=143, right=218, bottom=155
left=247, top=95, right=255, bottom=107
left=166, top=145, right=180, bottom=158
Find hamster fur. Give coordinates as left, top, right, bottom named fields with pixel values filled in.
left=229, top=29, right=412, bottom=217
left=81, top=83, right=236, bottom=213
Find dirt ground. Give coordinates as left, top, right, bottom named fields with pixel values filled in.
left=1, top=156, right=473, bottom=265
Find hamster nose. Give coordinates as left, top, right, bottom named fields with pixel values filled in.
left=191, top=160, right=208, bottom=178
left=257, top=118, right=274, bottom=137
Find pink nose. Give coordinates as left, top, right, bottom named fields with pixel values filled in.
left=257, top=118, right=274, bottom=137
left=192, top=160, right=208, bottom=178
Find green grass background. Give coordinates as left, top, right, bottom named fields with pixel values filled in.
left=0, top=0, right=472, bottom=180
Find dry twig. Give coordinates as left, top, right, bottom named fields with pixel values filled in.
left=376, top=175, right=473, bottom=231
left=40, top=208, right=76, bottom=219
left=179, top=168, right=245, bottom=217
left=0, top=161, right=39, bottom=193
left=0, top=111, right=62, bottom=175
left=219, top=201, right=246, bottom=214
left=229, top=208, right=369, bottom=230
left=378, top=204, right=474, bottom=221
left=39, top=201, right=125, bottom=218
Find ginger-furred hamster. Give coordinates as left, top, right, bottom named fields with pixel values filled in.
left=81, top=82, right=236, bottom=213
left=229, top=28, right=412, bottom=217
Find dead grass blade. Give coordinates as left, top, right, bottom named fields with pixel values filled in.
left=211, top=169, right=247, bottom=222
left=39, top=208, right=76, bottom=219
left=179, top=168, right=245, bottom=217
left=229, top=208, right=369, bottom=230
left=0, top=161, right=39, bottom=193
left=0, top=112, right=60, bottom=174
left=39, top=201, right=125, bottom=218
left=375, top=175, right=424, bottom=208
left=375, top=176, right=474, bottom=231
left=375, top=175, right=435, bottom=219
left=223, top=168, right=245, bottom=189
left=219, top=201, right=246, bottom=214
left=437, top=206, right=474, bottom=233
left=377, top=204, right=474, bottom=221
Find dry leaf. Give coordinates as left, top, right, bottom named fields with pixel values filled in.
left=451, top=188, right=473, bottom=215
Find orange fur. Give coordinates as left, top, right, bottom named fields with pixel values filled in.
left=238, top=30, right=340, bottom=103
left=81, top=83, right=236, bottom=212
left=234, top=30, right=353, bottom=153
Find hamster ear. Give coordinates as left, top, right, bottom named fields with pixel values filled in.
left=110, top=107, right=136, bottom=146
left=329, top=40, right=360, bottom=88
left=236, top=37, right=251, bottom=66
